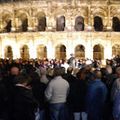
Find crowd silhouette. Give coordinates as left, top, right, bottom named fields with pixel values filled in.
left=0, top=56, right=120, bottom=120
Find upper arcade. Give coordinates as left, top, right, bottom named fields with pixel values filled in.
left=0, top=0, right=120, bottom=33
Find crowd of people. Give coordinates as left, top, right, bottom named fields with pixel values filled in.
left=0, top=55, right=120, bottom=120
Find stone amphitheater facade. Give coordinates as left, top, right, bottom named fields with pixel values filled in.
left=0, top=0, right=120, bottom=61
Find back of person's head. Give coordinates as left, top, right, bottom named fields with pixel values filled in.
left=76, top=68, right=86, bottom=80
left=116, top=67, right=120, bottom=78
left=67, top=67, right=73, bottom=74
left=15, top=74, right=32, bottom=86
left=61, top=67, right=66, bottom=75
left=53, top=67, right=63, bottom=77
left=46, top=68, right=54, bottom=77
left=73, top=68, right=79, bottom=77
left=94, top=70, right=102, bottom=79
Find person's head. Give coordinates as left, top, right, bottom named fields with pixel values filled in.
left=76, top=68, right=86, bottom=80
left=47, top=68, right=54, bottom=77
left=67, top=67, right=73, bottom=74
left=53, top=67, right=63, bottom=77
left=94, top=70, right=102, bottom=79
left=116, top=67, right=120, bottom=78
left=10, top=66, right=20, bottom=76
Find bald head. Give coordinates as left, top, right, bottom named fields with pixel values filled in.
left=10, top=66, right=20, bottom=76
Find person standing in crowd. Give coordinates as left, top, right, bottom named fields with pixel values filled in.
left=86, top=70, right=108, bottom=120
left=30, top=72, right=47, bottom=120
left=66, top=68, right=87, bottom=120
left=3, top=64, right=20, bottom=120
left=67, top=54, right=76, bottom=68
left=45, top=67, right=69, bottom=120
left=111, top=67, right=120, bottom=120
left=12, top=74, right=38, bottom=120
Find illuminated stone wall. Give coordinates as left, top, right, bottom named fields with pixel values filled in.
left=0, top=0, right=120, bottom=60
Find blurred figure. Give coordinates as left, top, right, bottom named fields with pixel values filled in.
left=67, top=68, right=87, bottom=120
left=12, top=74, right=38, bottom=120
left=86, top=70, right=108, bottom=120
left=45, top=67, right=69, bottom=120
left=68, top=54, right=76, bottom=68
left=30, top=72, right=47, bottom=120
left=111, top=67, right=120, bottom=120
left=3, top=65, right=20, bottom=120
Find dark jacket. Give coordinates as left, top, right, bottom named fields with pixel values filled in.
left=30, top=72, right=47, bottom=110
left=86, top=79, right=108, bottom=120
left=12, top=85, right=38, bottom=120
left=63, top=73, right=87, bottom=112
left=67, top=78, right=87, bottom=112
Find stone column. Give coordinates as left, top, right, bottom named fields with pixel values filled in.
left=46, top=16, right=55, bottom=31
left=11, top=17, right=16, bottom=32
left=107, top=5, right=112, bottom=31
left=104, top=40, right=112, bottom=60
left=65, top=17, right=74, bottom=31
left=0, top=18, right=3, bottom=32
left=15, top=18, right=20, bottom=32
left=28, top=17, right=34, bottom=31
left=47, top=40, right=55, bottom=59
left=85, top=35, right=93, bottom=60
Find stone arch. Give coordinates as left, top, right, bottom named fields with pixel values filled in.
left=56, top=16, right=65, bottom=31
left=55, top=44, right=66, bottom=60
left=75, top=16, right=84, bottom=31
left=93, top=44, right=104, bottom=60
left=15, top=12, right=28, bottom=32
left=112, top=17, right=120, bottom=31
left=37, top=44, right=47, bottom=59
left=75, top=45, right=85, bottom=59
left=94, top=16, right=103, bottom=31
left=20, top=45, right=29, bottom=60
left=112, top=44, right=120, bottom=56
left=2, top=12, right=12, bottom=32
left=36, top=12, right=46, bottom=31
left=4, top=46, right=13, bottom=59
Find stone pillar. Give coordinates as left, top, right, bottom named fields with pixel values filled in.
left=0, top=18, right=4, bottom=32
left=107, top=6, right=112, bottom=31
left=15, top=18, right=20, bottom=32
left=32, top=17, right=37, bottom=31
left=28, top=17, right=34, bottom=31
left=46, top=16, right=55, bottom=31
left=65, top=17, right=74, bottom=31
left=11, top=18, right=16, bottom=32
left=85, top=36, right=93, bottom=60
left=104, top=41, right=112, bottom=60
left=47, top=40, right=55, bottom=59
left=86, top=5, right=93, bottom=31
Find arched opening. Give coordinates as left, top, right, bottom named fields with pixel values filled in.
left=22, top=18, right=28, bottom=32
left=75, top=45, right=85, bottom=59
left=112, top=17, right=120, bottom=32
left=36, top=12, right=46, bottom=31
left=93, top=44, right=104, bottom=60
left=20, top=45, right=29, bottom=60
left=2, top=13, right=12, bottom=32
left=112, top=44, right=120, bottom=56
left=75, top=16, right=84, bottom=31
left=55, top=44, right=66, bottom=60
left=37, top=45, right=47, bottom=59
left=56, top=16, right=65, bottom=31
left=4, top=20, right=12, bottom=32
left=4, top=46, right=13, bottom=59
left=94, top=16, right=103, bottom=31
left=16, top=13, right=28, bottom=32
